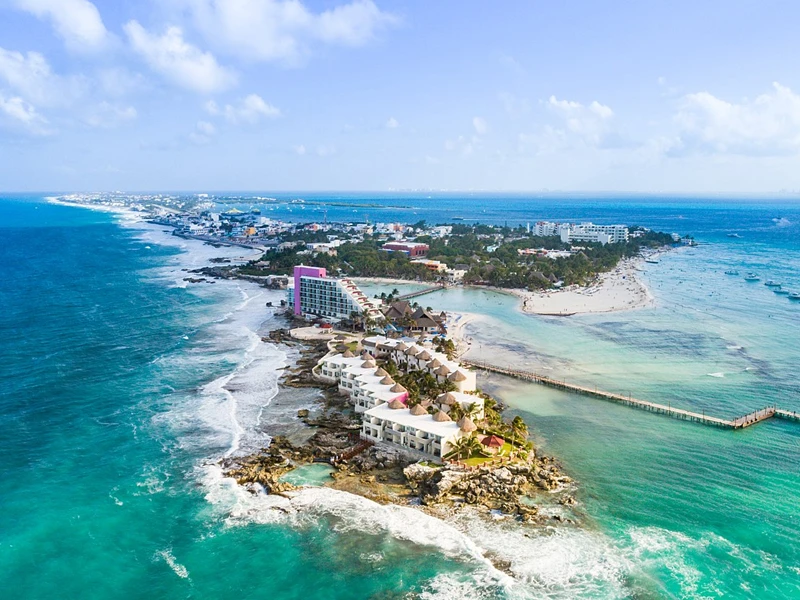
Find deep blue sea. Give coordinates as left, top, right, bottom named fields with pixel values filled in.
left=1, top=193, right=799, bottom=599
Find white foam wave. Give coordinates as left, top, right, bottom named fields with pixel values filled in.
left=707, top=372, right=725, bottom=378
left=448, top=512, right=633, bottom=599
left=155, top=549, right=190, bottom=580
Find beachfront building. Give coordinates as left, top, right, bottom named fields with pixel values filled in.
left=317, top=335, right=480, bottom=460
left=361, top=402, right=477, bottom=459
left=361, top=335, right=477, bottom=393
left=560, top=223, right=629, bottom=245
left=532, top=221, right=628, bottom=245
left=286, top=265, right=383, bottom=321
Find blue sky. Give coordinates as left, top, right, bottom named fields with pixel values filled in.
left=1, top=0, right=800, bottom=192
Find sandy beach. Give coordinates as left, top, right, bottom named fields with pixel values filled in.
left=508, top=257, right=654, bottom=316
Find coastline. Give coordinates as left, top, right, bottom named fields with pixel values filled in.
left=506, top=257, right=654, bottom=317
left=56, top=198, right=584, bottom=587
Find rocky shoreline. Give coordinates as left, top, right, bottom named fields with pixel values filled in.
left=221, top=330, right=577, bottom=526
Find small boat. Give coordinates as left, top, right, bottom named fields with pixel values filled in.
left=774, top=288, right=790, bottom=295
left=727, top=233, right=743, bottom=238
left=724, top=270, right=739, bottom=276
left=789, top=293, right=800, bottom=301
left=764, top=280, right=782, bottom=287
left=744, top=273, right=760, bottom=282
left=645, top=258, right=659, bottom=264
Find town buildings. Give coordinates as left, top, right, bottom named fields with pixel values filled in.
left=381, top=241, right=429, bottom=257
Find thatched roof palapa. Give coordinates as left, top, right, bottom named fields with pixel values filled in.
left=374, top=367, right=388, bottom=377
left=417, top=350, right=432, bottom=361
left=390, top=383, right=407, bottom=393
left=432, top=410, right=452, bottom=422
left=388, top=399, right=405, bottom=410
left=429, top=358, right=442, bottom=368
left=409, top=404, right=428, bottom=416
left=437, top=392, right=458, bottom=405
left=395, top=342, right=408, bottom=352
left=457, top=416, right=477, bottom=433
left=380, top=376, right=395, bottom=385
left=361, top=360, right=376, bottom=368
left=435, top=365, right=452, bottom=376
left=448, top=370, right=468, bottom=382
left=342, top=350, right=355, bottom=358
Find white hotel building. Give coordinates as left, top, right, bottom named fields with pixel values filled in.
left=561, top=223, right=629, bottom=245
left=316, top=336, right=481, bottom=460
left=533, top=221, right=628, bottom=245
left=287, top=265, right=383, bottom=321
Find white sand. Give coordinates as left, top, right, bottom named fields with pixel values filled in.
left=446, top=312, right=478, bottom=357
left=507, top=258, right=654, bottom=316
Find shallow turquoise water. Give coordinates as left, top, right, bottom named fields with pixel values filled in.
left=2, top=194, right=800, bottom=599
left=361, top=208, right=800, bottom=597
left=281, top=463, right=336, bottom=487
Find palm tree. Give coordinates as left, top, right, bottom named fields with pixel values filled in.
left=463, top=402, right=481, bottom=421
left=444, top=434, right=485, bottom=461
left=511, top=416, right=528, bottom=447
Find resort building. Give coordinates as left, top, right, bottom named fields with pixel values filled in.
left=316, top=336, right=481, bottom=460
left=286, top=265, right=383, bottom=321
left=360, top=335, right=477, bottom=393
left=560, top=223, right=629, bottom=245
left=410, top=259, right=447, bottom=272
left=361, top=402, right=476, bottom=459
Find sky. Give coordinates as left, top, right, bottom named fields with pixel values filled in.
left=1, top=0, right=800, bottom=193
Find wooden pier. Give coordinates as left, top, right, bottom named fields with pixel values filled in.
left=463, top=360, right=796, bottom=430
left=396, top=283, right=447, bottom=301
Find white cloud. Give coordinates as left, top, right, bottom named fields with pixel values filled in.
left=546, top=95, right=614, bottom=146
left=189, top=120, right=216, bottom=145
left=674, top=82, right=800, bottom=155
left=293, top=144, right=306, bottom=155
left=385, top=116, right=399, bottom=129
left=205, top=94, right=281, bottom=124
left=14, top=0, right=109, bottom=51
left=0, top=94, right=50, bottom=134
left=316, top=144, right=335, bottom=156
left=124, top=21, right=236, bottom=93
left=173, top=0, right=398, bottom=64
left=0, top=47, right=83, bottom=106
left=84, top=102, right=137, bottom=128
left=472, top=116, right=488, bottom=135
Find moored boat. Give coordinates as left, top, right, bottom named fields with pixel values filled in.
left=789, top=292, right=800, bottom=301
left=744, top=273, right=760, bottom=282
left=764, top=280, right=782, bottom=287
left=774, top=288, right=790, bottom=295
left=725, top=270, right=739, bottom=275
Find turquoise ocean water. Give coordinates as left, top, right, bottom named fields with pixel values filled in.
left=1, top=194, right=799, bottom=599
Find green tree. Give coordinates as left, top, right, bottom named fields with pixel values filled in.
left=444, top=434, right=486, bottom=461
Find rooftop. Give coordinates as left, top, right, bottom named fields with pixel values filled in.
left=365, top=403, right=462, bottom=438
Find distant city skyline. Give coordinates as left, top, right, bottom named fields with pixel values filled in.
left=2, top=0, right=800, bottom=193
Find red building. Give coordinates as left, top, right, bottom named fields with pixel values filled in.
left=381, top=242, right=429, bottom=257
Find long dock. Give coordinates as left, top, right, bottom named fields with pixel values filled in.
left=397, top=283, right=447, bottom=301
left=462, top=360, right=797, bottom=430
